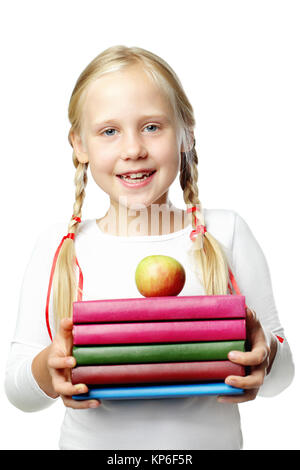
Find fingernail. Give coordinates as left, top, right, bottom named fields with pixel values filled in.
left=228, top=351, right=238, bottom=360
left=89, top=401, right=100, bottom=408
left=67, top=357, right=76, bottom=366
left=227, top=377, right=236, bottom=385
left=75, top=384, right=86, bottom=393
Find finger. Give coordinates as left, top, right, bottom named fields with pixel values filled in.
left=217, top=388, right=258, bottom=404
left=61, top=396, right=101, bottom=410
left=245, top=307, right=260, bottom=327
left=54, top=381, right=89, bottom=397
left=48, top=356, right=76, bottom=370
left=225, top=367, right=266, bottom=390
left=246, top=308, right=269, bottom=348
left=228, top=345, right=268, bottom=366
left=50, top=364, right=75, bottom=394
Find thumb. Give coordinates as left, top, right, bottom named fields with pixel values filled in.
left=58, top=317, right=73, bottom=340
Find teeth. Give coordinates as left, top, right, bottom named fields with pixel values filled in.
left=121, top=172, right=152, bottom=180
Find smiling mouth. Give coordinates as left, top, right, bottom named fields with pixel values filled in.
left=117, top=170, right=156, bottom=182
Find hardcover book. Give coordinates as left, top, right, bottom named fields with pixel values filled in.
left=73, top=295, right=246, bottom=323
left=72, top=360, right=245, bottom=385
left=72, top=382, right=244, bottom=401
left=72, top=319, right=246, bottom=345
left=72, top=340, right=246, bottom=365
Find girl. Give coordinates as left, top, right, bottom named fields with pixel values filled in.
left=5, top=45, right=294, bottom=450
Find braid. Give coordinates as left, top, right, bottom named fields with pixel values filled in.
left=180, top=143, right=205, bottom=249
left=52, top=156, right=88, bottom=329
left=68, top=154, right=88, bottom=233
left=180, top=143, right=230, bottom=295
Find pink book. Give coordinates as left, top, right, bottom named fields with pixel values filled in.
left=73, top=295, right=246, bottom=324
left=71, top=361, right=245, bottom=385
left=72, top=319, right=246, bottom=345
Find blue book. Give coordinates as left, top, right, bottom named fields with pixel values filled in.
left=72, top=382, right=244, bottom=401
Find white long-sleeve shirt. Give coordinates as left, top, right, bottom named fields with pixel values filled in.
left=4, top=208, right=294, bottom=450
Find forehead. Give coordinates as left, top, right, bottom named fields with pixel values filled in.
left=82, top=66, right=174, bottom=123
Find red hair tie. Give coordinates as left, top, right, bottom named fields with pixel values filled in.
left=187, top=207, right=197, bottom=213
left=187, top=206, right=207, bottom=242
left=45, top=221, right=83, bottom=341
left=63, top=233, right=75, bottom=241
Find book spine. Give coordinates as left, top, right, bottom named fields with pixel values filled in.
left=72, top=340, right=246, bottom=365
left=72, top=319, right=246, bottom=345
left=71, top=361, right=245, bottom=385
left=73, top=295, right=246, bottom=323
left=72, top=382, right=244, bottom=400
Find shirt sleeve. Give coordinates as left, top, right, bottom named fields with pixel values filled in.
left=231, top=211, right=295, bottom=397
left=4, top=223, right=66, bottom=412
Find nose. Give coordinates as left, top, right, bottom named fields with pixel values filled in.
left=120, top=130, right=148, bottom=160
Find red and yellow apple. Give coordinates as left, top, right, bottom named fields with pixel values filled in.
left=135, top=255, right=186, bottom=297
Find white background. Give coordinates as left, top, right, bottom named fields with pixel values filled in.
left=0, top=0, right=299, bottom=450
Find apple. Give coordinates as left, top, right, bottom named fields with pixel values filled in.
left=135, top=255, right=186, bottom=297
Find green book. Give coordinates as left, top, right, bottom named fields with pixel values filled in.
left=73, top=340, right=245, bottom=365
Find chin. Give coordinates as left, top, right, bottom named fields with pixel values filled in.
left=125, top=199, right=152, bottom=211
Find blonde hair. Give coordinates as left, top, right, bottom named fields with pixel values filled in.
left=52, top=45, right=231, bottom=331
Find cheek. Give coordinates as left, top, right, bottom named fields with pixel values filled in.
left=87, top=145, right=115, bottom=175
left=90, top=158, right=112, bottom=174
left=152, top=138, right=180, bottom=166
left=163, top=147, right=181, bottom=175
left=88, top=157, right=116, bottom=195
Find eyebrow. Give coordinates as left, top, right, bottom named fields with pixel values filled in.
left=91, top=114, right=171, bottom=130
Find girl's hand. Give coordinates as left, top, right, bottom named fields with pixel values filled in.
left=47, top=318, right=101, bottom=409
left=217, top=307, right=278, bottom=404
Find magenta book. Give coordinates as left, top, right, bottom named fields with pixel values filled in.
left=72, top=295, right=246, bottom=324
left=71, top=360, right=245, bottom=385
left=72, top=319, right=246, bottom=345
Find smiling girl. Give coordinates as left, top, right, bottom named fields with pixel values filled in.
left=5, top=45, right=294, bottom=450
left=72, top=63, right=188, bottom=237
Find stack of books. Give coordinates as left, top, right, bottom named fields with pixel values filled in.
left=71, top=295, right=246, bottom=401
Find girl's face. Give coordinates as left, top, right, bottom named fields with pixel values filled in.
left=72, top=65, right=183, bottom=210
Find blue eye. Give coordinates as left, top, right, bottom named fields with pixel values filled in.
left=101, top=124, right=159, bottom=137
left=145, top=124, right=158, bottom=132
left=103, top=128, right=116, bottom=136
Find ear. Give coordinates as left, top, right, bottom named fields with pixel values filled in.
left=69, top=131, right=89, bottom=164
